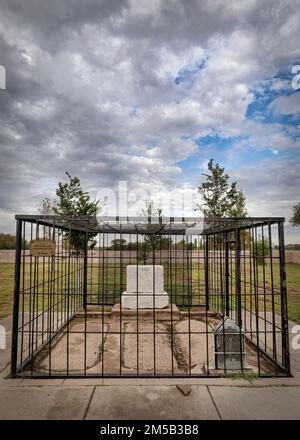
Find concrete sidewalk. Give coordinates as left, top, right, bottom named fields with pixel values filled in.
left=0, top=382, right=300, bottom=420
left=1, top=314, right=300, bottom=420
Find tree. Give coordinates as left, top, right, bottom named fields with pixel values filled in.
left=197, top=159, right=247, bottom=218
left=137, top=199, right=164, bottom=263
left=53, top=172, right=101, bottom=253
left=39, top=197, right=57, bottom=215
left=290, top=202, right=300, bottom=226
left=110, top=239, right=127, bottom=250
left=139, top=198, right=162, bottom=219
left=53, top=172, right=99, bottom=217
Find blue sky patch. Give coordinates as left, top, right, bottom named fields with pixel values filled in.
left=175, top=58, right=207, bottom=85
left=246, top=68, right=300, bottom=127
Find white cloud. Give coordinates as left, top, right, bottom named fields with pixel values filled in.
left=269, top=93, right=300, bottom=115
left=0, top=0, right=300, bottom=237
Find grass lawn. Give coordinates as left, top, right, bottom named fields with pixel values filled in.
left=0, top=261, right=300, bottom=323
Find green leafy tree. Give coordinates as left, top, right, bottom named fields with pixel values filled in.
left=290, top=202, right=300, bottom=226
left=54, top=172, right=99, bottom=217
left=53, top=172, right=101, bottom=253
left=197, top=159, right=247, bottom=218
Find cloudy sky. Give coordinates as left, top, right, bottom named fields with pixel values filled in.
left=0, top=0, right=299, bottom=241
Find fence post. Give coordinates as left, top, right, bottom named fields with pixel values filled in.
left=278, top=221, right=291, bottom=376
left=83, top=231, right=88, bottom=311
left=235, top=228, right=242, bottom=327
left=205, top=235, right=209, bottom=310
left=225, top=232, right=229, bottom=317
left=11, top=219, right=22, bottom=377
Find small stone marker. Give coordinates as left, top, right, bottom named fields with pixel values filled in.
left=30, top=238, right=56, bottom=257
left=121, top=265, right=169, bottom=309
left=214, top=317, right=245, bottom=370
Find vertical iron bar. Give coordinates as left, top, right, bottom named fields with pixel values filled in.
left=119, top=224, right=123, bottom=376
left=252, top=222, right=261, bottom=374
left=11, top=219, right=22, bottom=377
left=169, top=221, right=174, bottom=375
left=83, top=231, right=88, bottom=311
left=205, top=235, right=209, bottom=310
left=225, top=232, right=229, bottom=316
left=83, top=230, right=88, bottom=375
left=278, top=221, right=291, bottom=376
left=268, top=223, right=277, bottom=364
left=235, top=228, right=242, bottom=327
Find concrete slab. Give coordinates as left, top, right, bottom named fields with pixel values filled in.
left=123, top=321, right=178, bottom=374
left=209, top=385, right=300, bottom=419
left=60, top=377, right=254, bottom=387
left=19, top=379, right=65, bottom=386
left=36, top=318, right=108, bottom=373
left=0, top=386, right=94, bottom=420
left=0, top=378, right=23, bottom=386
left=0, top=312, right=69, bottom=374
left=99, top=317, right=122, bottom=375
left=111, top=304, right=181, bottom=321
left=1, top=313, right=299, bottom=385
left=176, top=319, right=214, bottom=373
left=86, top=385, right=220, bottom=420
left=249, top=377, right=300, bottom=386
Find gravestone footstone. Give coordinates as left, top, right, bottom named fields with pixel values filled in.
left=214, top=317, right=245, bottom=370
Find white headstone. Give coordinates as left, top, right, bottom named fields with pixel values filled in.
left=121, top=265, right=169, bottom=309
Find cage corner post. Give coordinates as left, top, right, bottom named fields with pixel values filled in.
left=278, top=220, right=291, bottom=376
left=11, top=218, right=22, bottom=377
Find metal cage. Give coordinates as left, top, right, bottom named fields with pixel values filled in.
left=11, top=215, right=290, bottom=378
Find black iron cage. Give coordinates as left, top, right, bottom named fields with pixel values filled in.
left=11, top=215, right=290, bottom=378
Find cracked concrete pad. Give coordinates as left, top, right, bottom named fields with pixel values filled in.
left=86, top=385, right=220, bottom=420
left=0, top=386, right=94, bottom=420
left=244, top=340, right=277, bottom=375
left=123, top=321, right=177, bottom=374
left=209, top=386, right=300, bottom=420
left=176, top=319, right=214, bottom=373
left=38, top=318, right=108, bottom=372
left=100, top=317, right=123, bottom=375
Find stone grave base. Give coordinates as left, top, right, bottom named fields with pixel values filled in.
left=29, top=310, right=276, bottom=376
left=111, top=303, right=181, bottom=321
